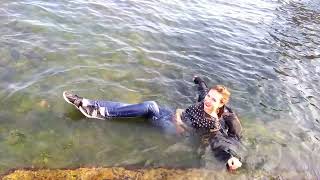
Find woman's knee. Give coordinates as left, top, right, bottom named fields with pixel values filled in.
left=143, top=101, right=160, bottom=116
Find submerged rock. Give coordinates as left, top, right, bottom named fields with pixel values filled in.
left=38, top=100, right=50, bottom=108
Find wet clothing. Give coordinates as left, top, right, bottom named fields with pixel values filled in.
left=209, top=132, right=243, bottom=161
left=82, top=76, right=243, bottom=161
left=182, top=102, right=221, bottom=131
left=192, top=76, right=242, bottom=138
left=191, top=77, right=243, bottom=161
left=82, top=99, right=178, bottom=133
left=84, top=100, right=160, bottom=119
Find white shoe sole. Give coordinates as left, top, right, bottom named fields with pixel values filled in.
left=79, top=106, right=105, bottom=120
left=63, top=91, right=80, bottom=110
left=63, top=91, right=105, bottom=120
left=79, top=106, right=92, bottom=118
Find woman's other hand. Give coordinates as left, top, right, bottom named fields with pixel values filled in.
left=193, top=75, right=202, bottom=84
left=227, top=157, right=242, bottom=171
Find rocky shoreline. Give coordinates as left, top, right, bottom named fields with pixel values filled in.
left=2, top=167, right=312, bottom=180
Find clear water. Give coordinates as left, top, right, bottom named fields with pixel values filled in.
left=0, top=0, right=319, bottom=178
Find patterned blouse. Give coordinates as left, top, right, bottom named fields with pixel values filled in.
left=182, top=101, right=221, bottom=132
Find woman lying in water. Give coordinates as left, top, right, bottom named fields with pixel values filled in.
left=63, top=76, right=243, bottom=171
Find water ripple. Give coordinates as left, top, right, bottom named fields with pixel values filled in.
left=0, top=0, right=319, bottom=177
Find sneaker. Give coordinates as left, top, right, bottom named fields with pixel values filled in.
left=79, top=105, right=105, bottom=120
left=63, top=91, right=83, bottom=109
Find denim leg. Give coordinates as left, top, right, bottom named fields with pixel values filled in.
left=149, top=107, right=176, bottom=134
left=82, top=99, right=160, bottom=119
left=81, top=99, right=178, bottom=133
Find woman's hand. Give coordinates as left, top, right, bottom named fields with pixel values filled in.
left=193, top=75, right=203, bottom=84
left=227, top=157, right=242, bottom=171
left=174, top=109, right=188, bottom=134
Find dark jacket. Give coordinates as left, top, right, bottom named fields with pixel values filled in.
left=193, top=76, right=242, bottom=139
left=193, top=76, right=243, bottom=161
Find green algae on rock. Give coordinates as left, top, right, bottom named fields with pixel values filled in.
left=2, top=167, right=314, bottom=180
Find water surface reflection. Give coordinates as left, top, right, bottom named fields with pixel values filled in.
left=0, top=0, right=319, bottom=178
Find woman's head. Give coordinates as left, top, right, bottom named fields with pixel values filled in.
left=203, top=85, right=230, bottom=113
left=211, top=85, right=230, bottom=105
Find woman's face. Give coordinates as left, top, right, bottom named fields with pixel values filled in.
left=204, top=89, right=224, bottom=113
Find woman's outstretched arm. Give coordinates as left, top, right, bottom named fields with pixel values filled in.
left=210, top=132, right=243, bottom=171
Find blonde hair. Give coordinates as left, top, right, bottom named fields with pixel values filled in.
left=211, top=85, right=230, bottom=104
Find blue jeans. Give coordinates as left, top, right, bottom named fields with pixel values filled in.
left=84, top=99, right=176, bottom=133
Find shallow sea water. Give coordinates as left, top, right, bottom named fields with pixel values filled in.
left=0, top=0, right=319, bottom=178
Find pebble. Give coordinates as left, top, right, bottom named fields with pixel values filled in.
left=38, top=100, right=50, bottom=108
